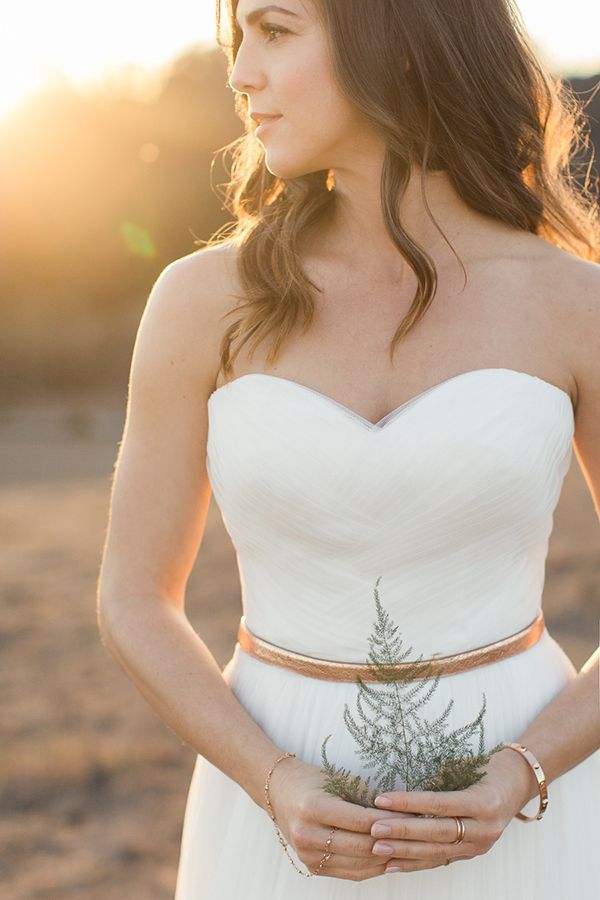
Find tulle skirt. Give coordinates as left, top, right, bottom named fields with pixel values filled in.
left=174, top=628, right=599, bottom=899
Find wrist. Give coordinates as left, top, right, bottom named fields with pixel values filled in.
left=265, top=753, right=306, bottom=818
left=239, top=744, right=289, bottom=811
left=487, top=745, right=539, bottom=816
left=498, top=747, right=538, bottom=803
left=499, top=742, right=550, bottom=821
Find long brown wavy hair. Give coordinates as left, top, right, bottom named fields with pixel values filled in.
left=202, top=0, right=599, bottom=379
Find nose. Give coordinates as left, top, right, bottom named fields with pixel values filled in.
left=228, top=41, right=266, bottom=95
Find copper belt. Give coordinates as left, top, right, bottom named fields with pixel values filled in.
left=237, top=613, right=545, bottom=681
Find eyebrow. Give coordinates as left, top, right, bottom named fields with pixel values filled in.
left=236, top=5, right=301, bottom=28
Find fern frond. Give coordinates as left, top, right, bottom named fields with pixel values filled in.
left=319, top=577, right=500, bottom=805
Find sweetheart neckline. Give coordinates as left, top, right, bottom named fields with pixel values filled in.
left=208, top=367, right=574, bottom=432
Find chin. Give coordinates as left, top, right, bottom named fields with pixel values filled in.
left=263, top=150, right=332, bottom=182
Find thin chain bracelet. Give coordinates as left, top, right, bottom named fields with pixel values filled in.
left=264, top=751, right=337, bottom=877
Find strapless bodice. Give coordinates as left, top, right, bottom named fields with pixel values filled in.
left=205, top=368, right=574, bottom=662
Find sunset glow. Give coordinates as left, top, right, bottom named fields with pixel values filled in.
left=1, top=1, right=598, bottom=121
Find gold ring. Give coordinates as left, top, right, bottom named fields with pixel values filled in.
left=452, top=816, right=465, bottom=844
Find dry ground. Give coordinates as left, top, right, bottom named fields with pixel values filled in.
left=1, top=388, right=598, bottom=899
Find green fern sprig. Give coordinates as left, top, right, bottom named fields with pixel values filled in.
left=320, top=735, right=378, bottom=807
left=320, top=576, right=503, bottom=806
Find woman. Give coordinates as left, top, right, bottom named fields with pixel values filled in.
left=97, top=0, right=600, bottom=897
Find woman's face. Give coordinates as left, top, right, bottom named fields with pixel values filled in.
left=229, top=1, right=377, bottom=178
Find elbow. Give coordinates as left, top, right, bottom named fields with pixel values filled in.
left=579, top=646, right=599, bottom=675
left=95, top=585, right=170, bottom=642
left=96, top=590, right=120, bottom=654
left=96, top=578, right=131, bottom=647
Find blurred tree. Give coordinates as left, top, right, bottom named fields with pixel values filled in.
left=0, top=47, right=240, bottom=396
left=0, top=51, right=596, bottom=398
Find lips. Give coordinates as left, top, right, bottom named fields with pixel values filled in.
left=251, top=113, right=282, bottom=124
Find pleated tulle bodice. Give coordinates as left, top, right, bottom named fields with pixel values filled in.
left=206, top=368, right=574, bottom=662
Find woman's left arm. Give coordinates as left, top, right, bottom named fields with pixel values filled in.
left=369, top=259, right=600, bottom=874
left=369, top=651, right=600, bottom=873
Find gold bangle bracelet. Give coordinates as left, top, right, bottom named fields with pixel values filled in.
left=502, top=742, right=549, bottom=821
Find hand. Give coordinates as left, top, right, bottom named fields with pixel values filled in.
left=368, top=748, right=538, bottom=873
left=267, top=756, right=414, bottom=881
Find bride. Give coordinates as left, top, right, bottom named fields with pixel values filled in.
left=97, top=0, right=600, bottom=896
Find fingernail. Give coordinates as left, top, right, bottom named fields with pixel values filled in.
left=386, top=866, right=402, bottom=873
left=374, top=796, right=392, bottom=807
left=371, top=823, right=391, bottom=837
left=372, top=842, right=394, bottom=855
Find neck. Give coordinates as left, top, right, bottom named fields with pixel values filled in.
left=323, top=161, right=493, bottom=278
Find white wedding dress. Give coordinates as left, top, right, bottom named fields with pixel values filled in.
left=174, top=367, right=599, bottom=899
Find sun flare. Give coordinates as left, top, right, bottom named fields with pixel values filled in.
left=1, top=1, right=598, bottom=121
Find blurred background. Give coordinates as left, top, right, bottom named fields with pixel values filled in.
left=1, top=2, right=599, bottom=897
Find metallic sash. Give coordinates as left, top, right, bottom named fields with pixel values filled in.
left=237, top=612, right=545, bottom=681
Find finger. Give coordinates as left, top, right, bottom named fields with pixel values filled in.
left=313, top=855, right=388, bottom=880
left=305, top=826, right=376, bottom=859
left=300, top=842, right=385, bottom=876
left=372, top=838, right=476, bottom=862
left=371, top=814, right=477, bottom=844
left=386, top=852, right=473, bottom=873
left=375, top=789, right=477, bottom=818
left=316, top=853, right=385, bottom=873
left=318, top=795, right=415, bottom=834
left=385, top=856, right=460, bottom=873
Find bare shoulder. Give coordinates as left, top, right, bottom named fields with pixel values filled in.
left=535, top=245, right=600, bottom=514
left=533, top=246, right=600, bottom=389
left=167, top=240, right=239, bottom=298
left=161, top=240, right=239, bottom=314
left=139, top=241, right=240, bottom=399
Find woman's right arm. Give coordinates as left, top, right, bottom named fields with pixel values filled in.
left=96, top=248, right=403, bottom=880
left=97, top=247, right=289, bottom=808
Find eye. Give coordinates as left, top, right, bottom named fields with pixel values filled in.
left=259, top=22, right=289, bottom=43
